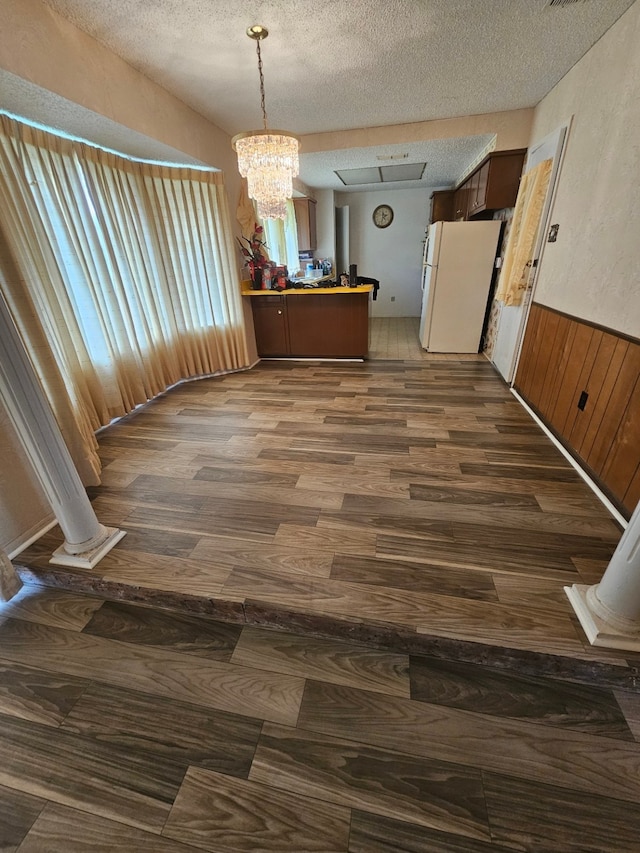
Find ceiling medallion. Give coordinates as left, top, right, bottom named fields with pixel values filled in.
left=231, top=25, right=300, bottom=220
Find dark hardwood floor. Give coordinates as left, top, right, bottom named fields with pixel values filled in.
left=16, top=356, right=625, bottom=664
left=1, top=586, right=640, bottom=851
left=8, top=348, right=640, bottom=850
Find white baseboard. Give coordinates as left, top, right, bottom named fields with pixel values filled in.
left=7, top=515, right=57, bottom=560
left=510, top=388, right=627, bottom=530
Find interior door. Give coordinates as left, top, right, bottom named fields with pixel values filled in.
left=491, top=122, right=569, bottom=382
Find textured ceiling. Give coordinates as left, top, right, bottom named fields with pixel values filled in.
left=302, top=136, right=495, bottom=192
left=23, top=0, right=640, bottom=188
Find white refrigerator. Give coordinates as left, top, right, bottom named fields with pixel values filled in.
left=419, top=220, right=501, bottom=353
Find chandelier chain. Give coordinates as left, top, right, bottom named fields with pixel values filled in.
left=233, top=25, right=299, bottom=218
left=255, top=40, right=268, bottom=130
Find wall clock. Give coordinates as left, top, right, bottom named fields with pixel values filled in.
left=372, top=204, right=394, bottom=228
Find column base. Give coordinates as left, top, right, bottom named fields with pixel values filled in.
left=49, top=527, right=126, bottom=569
left=565, top=583, right=640, bottom=652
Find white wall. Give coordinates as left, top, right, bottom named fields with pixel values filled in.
left=337, top=188, right=433, bottom=317
left=530, top=0, right=640, bottom=337
left=314, top=189, right=336, bottom=267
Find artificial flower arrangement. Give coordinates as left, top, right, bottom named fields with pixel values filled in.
left=236, top=224, right=270, bottom=287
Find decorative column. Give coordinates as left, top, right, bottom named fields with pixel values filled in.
left=1, top=546, right=22, bottom=602
left=565, top=500, right=640, bottom=651
left=0, top=290, right=125, bottom=569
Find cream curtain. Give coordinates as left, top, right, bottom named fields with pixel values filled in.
left=495, top=158, right=553, bottom=307
left=236, top=178, right=258, bottom=241
left=0, top=114, right=249, bottom=481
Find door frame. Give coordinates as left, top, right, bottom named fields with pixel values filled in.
left=492, top=118, right=572, bottom=383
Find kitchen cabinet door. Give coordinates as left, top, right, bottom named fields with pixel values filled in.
left=287, top=294, right=369, bottom=358
left=474, top=151, right=526, bottom=215
left=430, top=190, right=454, bottom=222
left=454, top=185, right=469, bottom=221
left=469, top=161, right=490, bottom=216
left=251, top=296, right=289, bottom=356
left=466, top=170, right=480, bottom=215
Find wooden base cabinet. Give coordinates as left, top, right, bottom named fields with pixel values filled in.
left=251, top=295, right=289, bottom=356
left=249, top=291, right=369, bottom=358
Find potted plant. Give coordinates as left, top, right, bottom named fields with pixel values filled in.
left=237, top=224, right=270, bottom=289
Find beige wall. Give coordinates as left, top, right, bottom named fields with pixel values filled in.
left=1, top=0, right=240, bottom=204
left=531, top=0, right=640, bottom=337
left=0, top=401, right=53, bottom=555
left=302, top=109, right=533, bottom=155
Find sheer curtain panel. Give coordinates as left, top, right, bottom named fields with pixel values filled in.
left=0, top=115, right=249, bottom=480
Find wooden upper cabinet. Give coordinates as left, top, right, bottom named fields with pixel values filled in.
left=293, top=197, right=317, bottom=251
left=431, top=149, right=525, bottom=224
left=430, top=190, right=455, bottom=222
left=453, top=150, right=527, bottom=221
left=469, top=161, right=490, bottom=215
left=467, top=170, right=480, bottom=214
left=469, top=150, right=526, bottom=217
left=453, top=184, right=469, bottom=221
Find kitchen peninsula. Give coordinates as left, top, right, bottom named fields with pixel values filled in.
left=243, top=283, right=373, bottom=358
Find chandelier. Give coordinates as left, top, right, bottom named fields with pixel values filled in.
left=232, top=25, right=299, bottom=220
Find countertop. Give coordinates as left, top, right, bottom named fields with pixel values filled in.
left=242, top=283, right=373, bottom=297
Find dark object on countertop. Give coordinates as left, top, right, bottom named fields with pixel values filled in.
left=349, top=264, right=358, bottom=287
left=357, top=276, right=380, bottom=301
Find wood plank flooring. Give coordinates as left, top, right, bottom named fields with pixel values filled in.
left=14, top=351, right=632, bottom=672
left=9, top=330, right=640, bottom=847
left=3, top=586, right=640, bottom=851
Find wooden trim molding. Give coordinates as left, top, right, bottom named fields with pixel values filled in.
left=530, top=302, right=640, bottom=347
left=514, top=303, right=640, bottom=519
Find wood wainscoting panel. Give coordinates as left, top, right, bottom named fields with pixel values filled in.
left=537, top=311, right=572, bottom=420
left=514, top=303, right=640, bottom=518
left=569, top=334, right=627, bottom=456
left=625, top=464, right=640, bottom=514
left=591, top=345, right=640, bottom=477
left=548, top=321, right=594, bottom=437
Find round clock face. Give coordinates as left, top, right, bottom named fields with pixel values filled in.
left=373, top=204, right=394, bottom=228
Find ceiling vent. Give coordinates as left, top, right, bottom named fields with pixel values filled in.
left=375, top=153, right=409, bottom=161
left=547, top=0, right=591, bottom=7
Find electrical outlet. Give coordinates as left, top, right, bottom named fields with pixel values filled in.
left=548, top=224, right=559, bottom=242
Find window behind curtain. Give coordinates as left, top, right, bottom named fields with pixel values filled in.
left=0, top=113, right=249, bottom=478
